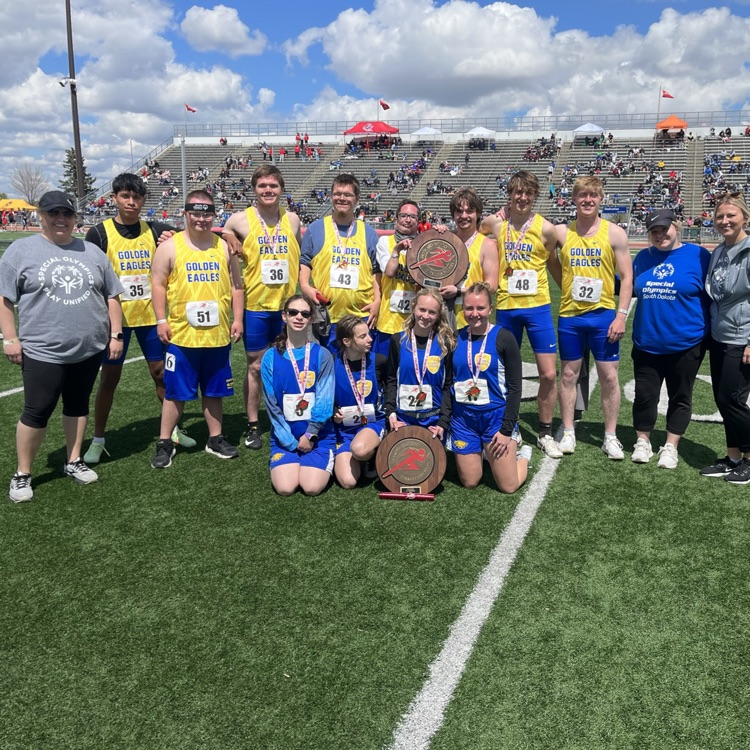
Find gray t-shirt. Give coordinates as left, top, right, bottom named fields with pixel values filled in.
left=0, top=233, right=124, bottom=364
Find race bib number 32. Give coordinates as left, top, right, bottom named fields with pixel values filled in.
left=571, top=276, right=603, bottom=303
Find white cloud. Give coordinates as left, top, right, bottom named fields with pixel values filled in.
left=180, top=4, right=267, bottom=57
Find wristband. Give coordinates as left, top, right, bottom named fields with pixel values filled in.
left=2, top=338, right=18, bottom=347
left=156, top=319, right=167, bottom=325
left=304, top=432, right=318, bottom=442
left=617, top=308, right=629, bottom=316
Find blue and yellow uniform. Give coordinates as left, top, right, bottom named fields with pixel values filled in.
left=333, top=351, right=386, bottom=454
left=448, top=326, right=522, bottom=454
left=241, top=207, right=300, bottom=351
left=261, top=342, right=335, bottom=471
left=558, top=219, right=619, bottom=362
left=376, top=235, right=418, bottom=336
left=455, top=233, right=486, bottom=329
left=163, top=232, right=234, bottom=401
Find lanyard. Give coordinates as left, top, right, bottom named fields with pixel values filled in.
left=332, top=219, right=355, bottom=252
left=286, top=340, right=311, bottom=396
left=467, top=326, right=492, bottom=385
left=410, top=330, right=434, bottom=394
left=505, top=213, right=534, bottom=265
left=343, top=354, right=368, bottom=417
left=255, top=207, right=281, bottom=255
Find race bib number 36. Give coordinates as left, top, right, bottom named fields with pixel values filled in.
left=261, top=259, right=289, bottom=285
left=186, top=300, right=220, bottom=328
left=571, top=276, right=603, bottom=303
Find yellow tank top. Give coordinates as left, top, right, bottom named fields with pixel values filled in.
left=377, top=235, right=419, bottom=335
left=496, top=213, right=550, bottom=309
left=103, top=219, right=156, bottom=327
left=167, top=232, right=231, bottom=347
left=455, top=232, right=486, bottom=329
left=559, top=219, right=616, bottom=317
left=310, top=216, right=374, bottom=323
left=241, top=207, right=300, bottom=312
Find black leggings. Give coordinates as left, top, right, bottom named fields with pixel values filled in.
left=631, top=342, right=706, bottom=436
left=709, top=338, right=750, bottom=453
left=20, top=352, right=103, bottom=429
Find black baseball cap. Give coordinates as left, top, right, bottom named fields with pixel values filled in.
left=38, top=191, right=76, bottom=213
left=645, top=209, right=676, bottom=231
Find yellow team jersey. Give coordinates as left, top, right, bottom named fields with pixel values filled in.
left=103, top=219, right=156, bottom=327
left=559, top=219, right=617, bottom=317
left=496, top=213, right=551, bottom=310
left=455, top=232, right=486, bottom=329
left=377, top=235, right=419, bottom=335
left=241, top=207, right=300, bottom=312
left=311, top=216, right=374, bottom=323
left=167, top=232, right=231, bottom=348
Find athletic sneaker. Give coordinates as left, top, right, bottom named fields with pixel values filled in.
left=205, top=434, right=239, bottom=460
left=601, top=435, right=625, bottom=460
left=725, top=459, right=750, bottom=484
left=152, top=439, right=176, bottom=469
left=363, top=457, right=378, bottom=479
left=700, top=456, right=740, bottom=477
left=557, top=431, right=576, bottom=455
left=171, top=426, right=197, bottom=449
left=9, top=473, right=33, bottom=503
left=657, top=443, right=679, bottom=470
left=63, top=458, right=98, bottom=484
left=244, top=425, right=262, bottom=450
left=517, top=444, right=533, bottom=463
left=83, top=441, right=110, bottom=465
left=631, top=438, right=653, bottom=464
left=537, top=434, right=563, bottom=459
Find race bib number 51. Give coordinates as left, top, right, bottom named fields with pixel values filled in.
left=186, top=300, right=220, bottom=328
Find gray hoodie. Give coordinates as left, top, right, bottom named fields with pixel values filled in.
left=705, top=234, right=750, bottom=346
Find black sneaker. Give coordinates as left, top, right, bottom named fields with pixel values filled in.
left=725, top=459, right=750, bottom=485
left=152, top=439, right=176, bottom=469
left=244, top=425, right=262, bottom=450
left=700, top=456, right=740, bottom=477
left=9, top=472, right=33, bottom=503
left=206, top=434, right=239, bottom=459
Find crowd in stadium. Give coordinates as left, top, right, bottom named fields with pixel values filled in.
left=3, top=160, right=750, bottom=503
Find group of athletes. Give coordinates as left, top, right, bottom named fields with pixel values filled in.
left=6, top=159, right=750, bottom=502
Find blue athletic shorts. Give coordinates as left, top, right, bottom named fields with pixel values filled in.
left=448, top=408, right=520, bottom=454
left=104, top=325, right=164, bottom=365
left=164, top=344, right=234, bottom=401
left=558, top=308, right=619, bottom=362
left=269, top=432, right=336, bottom=472
left=244, top=310, right=284, bottom=352
left=496, top=304, right=557, bottom=354
left=373, top=330, right=394, bottom=358
left=334, top=420, right=386, bottom=455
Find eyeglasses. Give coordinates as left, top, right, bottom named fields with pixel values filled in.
left=397, top=212, right=418, bottom=220
left=332, top=191, right=356, bottom=199
left=286, top=308, right=312, bottom=319
left=46, top=209, right=75, bottom=218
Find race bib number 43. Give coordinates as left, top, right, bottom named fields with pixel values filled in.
left=330, top=265, right=359, bottom=290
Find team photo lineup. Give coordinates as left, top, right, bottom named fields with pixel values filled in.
left=2, top=162, right=750, bottom=504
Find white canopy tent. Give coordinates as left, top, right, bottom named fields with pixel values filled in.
left=573, top=122, right=605, bottom=139
left=464, top=126, right=496, bottom=137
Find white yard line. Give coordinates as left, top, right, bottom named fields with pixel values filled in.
left=0, top=356, right=144, bottom=400
left=387, top=368, right=600, bottom=750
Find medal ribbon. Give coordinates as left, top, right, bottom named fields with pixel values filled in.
left=332, top=219, right=355, bottom=253
left=343, top=354, right=368, bottom=417
left=255, top=207, right=281, bottom=255
left=410, top=330, right=434, bottom=391
left=467, top=325, right=492, bottom=386
left=505, top=213, right=535, bottom=265
left=287, top=340, right=311, bottom=396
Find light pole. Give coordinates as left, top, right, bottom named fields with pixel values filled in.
left=64, top=0, right=86, bottom=210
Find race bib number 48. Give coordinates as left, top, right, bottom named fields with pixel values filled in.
left=508, top=269, right=538, bottom=296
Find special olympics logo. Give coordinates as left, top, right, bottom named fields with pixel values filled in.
left=653, top=262, right=674, bottom=280
left=363, top=123, right=375, bottom=133
left=51, top=264, right=85, bottom=295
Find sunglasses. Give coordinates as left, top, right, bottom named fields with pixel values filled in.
left=46, top=209, right=75, bottom=218
left=286, top=308, right=312, bottom=319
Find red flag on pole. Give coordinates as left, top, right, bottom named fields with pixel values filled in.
left=379, top=99, right=390, bottom=111
left=185, top=103, right=197, bottom=113
left=661, top=90, right=674, bottom=99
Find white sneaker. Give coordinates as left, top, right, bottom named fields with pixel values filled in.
left=657, top=443, right=679, bottom=469
left=631, top=438, right=653, bottom=464
left=517, top=444, right=533, bottom=463
left=557, top=431, right=576, bottom=455
left=63, top=458, right=98, bottom=484
left=601, top=435, right=625, bottom=460
left=537, top=434, right=563, bottom=459
left=9, top=473, right=33, bottom=503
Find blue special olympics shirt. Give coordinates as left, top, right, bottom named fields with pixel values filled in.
left=632, top=242, right=710, bottom=354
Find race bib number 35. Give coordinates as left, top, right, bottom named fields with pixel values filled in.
left=121, top=274, right=152, bottom=301
left=186, top=300, right=220, bottom=328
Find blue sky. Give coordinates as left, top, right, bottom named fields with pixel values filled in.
left=1, top=1, right=750, bottom=194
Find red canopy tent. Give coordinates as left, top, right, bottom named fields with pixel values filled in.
left=655, top=114, right=687, bottom=131
left=343, top=121, right=399, bottom=136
